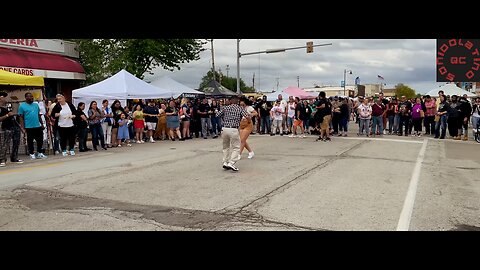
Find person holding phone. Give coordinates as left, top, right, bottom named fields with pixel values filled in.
left=0, top=91, right=24, bottom=167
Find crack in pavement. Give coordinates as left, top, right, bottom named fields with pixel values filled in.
left=56, top=207, right=169, bottom=231
left=2, top=186, right=331, bottom=231
left=1, top=139, right=408, bottom=231
left=5, top=186, right=231, bottom=230
left=220, top=140, right=369, bottom=227
left=230, top=210, right=324, bottom=231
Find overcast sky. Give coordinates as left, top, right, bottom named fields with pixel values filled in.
left=144, top=39, right=444, bottom=94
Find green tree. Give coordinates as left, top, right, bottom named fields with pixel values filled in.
left=198, top=70, right=255, bottom=93
left=394, top=83, right=416, bottom=99
left=74, top=39, right=205, bottom=84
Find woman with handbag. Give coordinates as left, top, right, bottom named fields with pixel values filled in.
left=239, top=97, right=257, bottom=159
left=88, top=101, right=107, bottom=151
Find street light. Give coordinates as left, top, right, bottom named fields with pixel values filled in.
left=343, top=69, right=352, bottom=96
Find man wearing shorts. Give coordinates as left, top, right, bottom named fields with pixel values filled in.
left=291, top=97, right=305, bottom=138
left=143, top=100, right=159, bottom=143
left=315, top=91, right=332, bottom=142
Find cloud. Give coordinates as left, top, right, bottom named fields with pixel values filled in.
left=144, top=39, right=439, bottom=93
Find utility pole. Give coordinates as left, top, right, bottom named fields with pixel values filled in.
left=210, top=39, right=216, bottom=81
left=236, top=39, right=241, bottom=94
left=343, top=69, right=352, bottom=96
left=226, top=64, right=230, bottom=77
left=297, top=76, right=300, bottom=88
left=253, top=73, right=255, bottom=90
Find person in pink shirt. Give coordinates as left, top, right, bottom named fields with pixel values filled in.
left=411, top=97, right=423, bottom=137
left=423, top=95, right=436, bottom=136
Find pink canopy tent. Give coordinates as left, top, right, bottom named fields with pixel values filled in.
left=283, top=86, right=317, bottom=99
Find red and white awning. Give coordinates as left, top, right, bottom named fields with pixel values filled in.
left=0, top=47, right=85, bottom=80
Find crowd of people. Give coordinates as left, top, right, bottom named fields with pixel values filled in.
left=352, top=91, right=479, bottom=141
left=1, top=89, right=479, bottom=169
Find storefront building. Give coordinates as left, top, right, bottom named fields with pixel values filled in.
left=0, top=39, right=85, bottom=101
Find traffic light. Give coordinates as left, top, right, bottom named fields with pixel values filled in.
left=306, top=41, right=313, bottom=53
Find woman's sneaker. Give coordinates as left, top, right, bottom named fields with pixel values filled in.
left=37, top=153, right=47, bottom=159
left=247, top=152, right=255, bottom=159
left=70, top=150, right=75, bottom=156
left=62, top=151, right=68, bottom=157
left=11, top=159, right=24, bottom=164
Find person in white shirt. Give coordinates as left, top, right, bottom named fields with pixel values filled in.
left=270, top=100, right=284, bottom=136
left=101, top=99, right=114, bottom=147
left=50, top=94, right=77, bottom=156
left=277, top=94, right=288, bottom=134
left=287, top=96, right=296, bottom=136
left=358, top=98, right=372, bottom=137
left=472, top=97, right=480, bottom=134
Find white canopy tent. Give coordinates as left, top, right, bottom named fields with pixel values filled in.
left=425, top=83, right=477, bottom=98
left=149, top=76, right=203, bottom=98
left=72, top=69, right=175, bottom=107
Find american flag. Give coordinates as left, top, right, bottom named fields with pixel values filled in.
left=377, top=75, right=384, bottom=80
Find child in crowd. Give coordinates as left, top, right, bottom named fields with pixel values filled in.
left=117, top=113, right=132, bottom=147
left=133, top=104, right=144, bottom=143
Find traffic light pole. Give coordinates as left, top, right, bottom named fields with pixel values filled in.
left=240, top=43, right=332, bottom=57
left=236, top=41, right=332, bottom=94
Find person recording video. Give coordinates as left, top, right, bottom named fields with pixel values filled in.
left=0, top=91, right=24, bottom=167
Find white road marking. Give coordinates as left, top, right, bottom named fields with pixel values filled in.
left=396, top=138, right=428, bottom=231
left=336, top=136, right=424, bottom=144
left=251, top=134, right=424, bottom=144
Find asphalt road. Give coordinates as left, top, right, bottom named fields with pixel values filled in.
left=0, top=124, right=479, bottom=231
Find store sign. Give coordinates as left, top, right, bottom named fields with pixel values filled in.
left=0, top=66, right=34, bottom=76
left=0, top=39, right=65, bottom=54
left=0, top=66, right=85, bottom=80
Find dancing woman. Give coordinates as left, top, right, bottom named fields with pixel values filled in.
left=239, top=97, right=257, bottom=159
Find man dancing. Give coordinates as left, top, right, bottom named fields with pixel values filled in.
left=216, top=96, right=250, bottom=172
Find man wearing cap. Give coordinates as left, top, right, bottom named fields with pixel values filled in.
left=0, top=91, right=24, bottom=167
